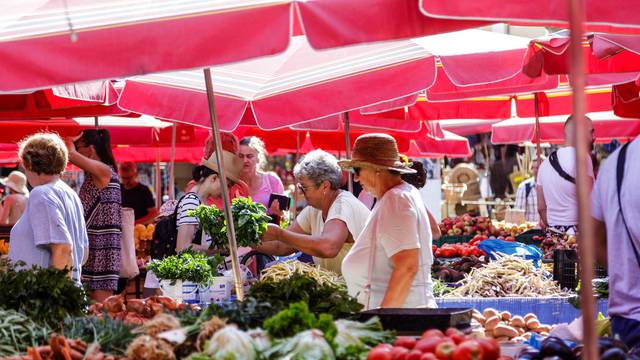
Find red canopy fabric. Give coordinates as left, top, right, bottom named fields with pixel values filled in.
left=0, top=1, right=293, bottom=92
left=515, top=86, right=613, bottom=117
left=491, top=111, right=640, bottom=144
left=415, top=129, right=472, bottom=158
left=613, top=80, right=640, bottom=118
left=409, top=95, right=512, bottom=120
left=438, top=119, right=504, bottom=136
left=419, top=0, right=640, bottom=33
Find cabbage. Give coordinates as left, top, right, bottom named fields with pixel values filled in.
left=332, top=317, right=395, bottom=359
left=266, top=329, right=335, bottom=360
left=204, top=325, right=258, bottom=360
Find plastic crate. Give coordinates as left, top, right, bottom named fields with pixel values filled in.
left=553, top=249, right=579, bottom=290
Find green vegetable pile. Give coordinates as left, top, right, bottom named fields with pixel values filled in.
left=188, top=196, right=271, bottom=250
left=62, top=315, right=137, bottom=356
left=0, top=262, right=89, bottom=327
left=569, top=278, right=609, bottom=309
left=248, top=273, right=363, bottom=319
left=0, top=309, right=50, bottom=357
left=263, top=302, right=336, bottom=340
left=147, top=249, right=214, bottom=284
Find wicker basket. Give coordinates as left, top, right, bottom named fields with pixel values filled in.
left=442, top=183, right=467, bottom=203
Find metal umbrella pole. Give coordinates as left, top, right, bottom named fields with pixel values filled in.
left=169, top=123, right=177, bottom=200
left=155, top=148, right=161, bottom=209
left=569, top=1, right=597, bottom=359
left=292, top=131, right=301, bottom=219
left=344, top=112, right=353, bottom=193
left=203, top=68, right=245, bottom=301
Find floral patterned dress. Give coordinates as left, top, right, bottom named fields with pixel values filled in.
left=80, top=171, right=121, bottom=291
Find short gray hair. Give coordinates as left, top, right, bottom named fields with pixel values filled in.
left=294, top=150, right=342, bottom=190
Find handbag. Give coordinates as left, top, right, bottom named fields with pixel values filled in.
left=119, top=207, right=140, bottom=278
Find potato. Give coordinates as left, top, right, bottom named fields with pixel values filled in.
left=522, top=333, right=532, bottom=340
left=526, top=318, right=541, bottom=330
left=484, top=315, right=501, bottom=331
left=493, top=324, right=519, bottom=338
left=534, top=325, right=551, bottom=334
left=485, top=330, right=494, bottom=338
left=495, top=336, right=510, bottom=342
left=511, top=316, right=526, bottom=328
left=539, top=332, right=549, bottom=337
left=518, top=327, right=525, bottom=335
left=501, top=311, right=512, bottom=321
left=511, top=336, right=526, bottom=343
left=472, top=313, right=486, bottom=325
left=524, top=313, right=537, bottom=323
left=484, top=308, right=499, bottom=319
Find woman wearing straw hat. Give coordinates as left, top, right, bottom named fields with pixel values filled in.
left=339, top=133, right=436, bottom=309
left=0, top=171, right=29, bottom=225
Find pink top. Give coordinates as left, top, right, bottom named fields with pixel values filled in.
left=251, top=172, right=285, bottom=210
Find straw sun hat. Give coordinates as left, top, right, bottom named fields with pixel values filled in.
left=200, top=150, right=244, bottom=183
left=0, top=171, right=28, bottom=194
left=338, top=133, right=415, bottom=174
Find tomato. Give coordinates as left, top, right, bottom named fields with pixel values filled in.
left=476, top=338, right=500, bottom=360
left=448, top=333, right=467, bottom=345
left=415, top=337, right=452, bottom=354
left=421, top=353, right=439, bottom=360
left=391, top=346, right=410, bottom=360
left=394, top=336, right=417, bottom=350
left=421, top=329, right=445, bottom=339
left=368, top=345, right=393, bottom=360
left=432, top=245, right=438, bottom=253
left=445, top=328, right=463, bottom=337
left=452, top=340, right=484, bottom=360
left=407, top=350, right=424, bottom=360
left=435, top=342, right=457, bottom=360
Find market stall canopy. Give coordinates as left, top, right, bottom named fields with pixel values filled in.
left=613, top=80, right=640, bottom=118
left=118, top=35, right=436, bottom=131
left=408, top=94, right=512, bottom=120
left=523, top=31, right=640, bottom=82
left=490, top=111, right=640, bottom=144
left=419, top=0, right=640, bottom=34
left=438, top=119, right=504, bottom=136
left=0, top=0, right=294, bottom=92
left=515, top=86, right=613, bottom=117
left=415, top=128, right=472, bottom=158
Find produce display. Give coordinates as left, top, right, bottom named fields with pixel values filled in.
left=189, top=197, right=271, bottom=250
left=439, top=214, right=535, bottom=238
left=260, top=259, right=344, bottom=286
left=88, top=294, right=198, bottom=325
left=367, top=327, right=502, bottom=360
left=0, top=239, right=9, bottom=255
left=432, top=256, right=486, bottom=283
left=0, top=309, right=50, bottom=357
left=134, top=223, right=155, bottom=252
left=471, top=308, right=552, bottom=343
left=538, top=234, right=577, bottom=259
left=445, top=255, right=566, bottom=298
left=147, top=249, right=219, bottom=284
left=515, top=336, right=638, bottom=360
left=5, top=333, right=117, bottom=360
left=0, top=262, right=89, bottom=327
left=433, top=243, right=486, bottom=258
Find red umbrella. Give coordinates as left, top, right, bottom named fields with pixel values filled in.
left=491, top=111, right=640, bottom=144
left=437, top=119, right=504, bottom=136
left=515, top=86, right=614, bottom=117
left=613, top=79, right=640, bottom=117
left=419, top=0, right=640, bottom=34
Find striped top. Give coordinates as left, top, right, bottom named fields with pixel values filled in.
left=176, top=192, right=201, bottom=226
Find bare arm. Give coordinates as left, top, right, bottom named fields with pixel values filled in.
left=426, top=209, right=441, bottom=240
left=0, top=196, right=13, bottom=224
left=65, top=139, right=112, bottom=189
left=380, top=248, right=419, bottom=308
left=536, top=185, right=548, bottom=229
left=50, top=243, right=73, bottom=275
left=593, top=217, right=607, bottom=267
left=264, top=219, right=350, bottom=258
left=176, top=224, right=209, bottom=253
left=135, top=208, right=159, bottom=225
left=254, top=220, right=303, bottom=256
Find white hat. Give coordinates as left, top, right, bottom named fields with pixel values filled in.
left=0, top=171, right=28, bottom=195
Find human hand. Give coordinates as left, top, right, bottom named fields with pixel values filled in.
left=269, top=199, right=282, bottom=216
left=64, top=137, right=77, bottom=153
left=262, top=223, right=282, bottom=242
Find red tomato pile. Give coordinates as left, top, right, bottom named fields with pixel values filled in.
left=433, top=243, right=486, bottom=258
left=367, top=328, right=511, bottom=360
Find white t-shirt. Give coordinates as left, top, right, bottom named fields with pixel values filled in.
left=342, top=182, right=436, bottom=309
left=592, top=140, right=640, bottom=321
left=536, top=146, right=594, bottom=226
left=296, top=190, right=371, bottom=274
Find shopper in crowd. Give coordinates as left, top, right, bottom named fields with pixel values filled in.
left=67, top=130, right=121, bottom=302
left=339, top=134, right=436, bottom=309
left=239, top=136, right=285, bottom=218
left=592, top=137, right=640, bottom=348
left=401, top=160, right=442, bottom=241
left=9, top=133, right=88, bottom=286
left=119, top=161, right=157, bottom=225
left=258, top=150, right=371, bottom=274
left=537, top=116, right=595, bottom=233
left=0, top=171, right=29, bottom=225
left=514, top=156, right=545, bottom=223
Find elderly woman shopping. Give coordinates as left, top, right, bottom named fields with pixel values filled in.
left=339, top=133, right=436, bottom=309
left=258, top=149, right=371, bottom=274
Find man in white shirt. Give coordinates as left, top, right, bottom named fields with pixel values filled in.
left=537, top=116, right=594, bottom=233
left=592, top=138, right=640, bottom=348
left=514, top=156, right=544, bottom=223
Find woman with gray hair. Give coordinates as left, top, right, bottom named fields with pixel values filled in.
left=258, top=149, right=371, bottom=274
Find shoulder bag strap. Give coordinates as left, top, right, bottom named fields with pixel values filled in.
left=616, top=141, right=640, bottom=268
left=549, top=151, right=576, bottom=184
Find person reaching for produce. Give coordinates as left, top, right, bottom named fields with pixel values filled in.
left=257, top=150, right=371, bottom=274
left=10, top=133, right=88, bottom=286
left=67, top=130, right=121, bottom=302
left=591, top=137, right=640, bottom=348
left=339, top=134, right=436, bottom=309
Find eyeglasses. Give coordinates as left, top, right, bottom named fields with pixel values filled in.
left=296, top=183, right=312, bottom=195
left=351, top=167, right=361, bottom=176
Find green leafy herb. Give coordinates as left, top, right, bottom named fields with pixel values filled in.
left=188, top=197, right=271, bottom=250
left=263, top=302, right=337, bottom=340
left=62, top=315, right=137, bottom=356
left=0, top=309, right=50, bottom=356
left=202, top=297, right=275, bottom=330
left=147, top=250, right=214, bottom=284
left=0, top=261, right=89, bottom=327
